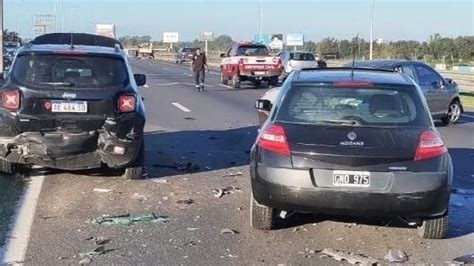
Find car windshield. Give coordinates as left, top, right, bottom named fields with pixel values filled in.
left=290, top=53, right=315, bottom=61
left=236, top=45, right=270, bottom=56
left=183, top=48, right=196, bottom=53
left=12, top=54, right=129, bottom=89
left=276, top=85, right=430, bottom=127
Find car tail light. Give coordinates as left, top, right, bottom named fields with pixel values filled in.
left=257, top=124, right=290, bottom=155
left=238, top=58, right=244, bottom=70
left=2, top=89, right=20, bottom=110
left=414, top=131, right=447, bottom=161
left=118, top=95, right=136, bottom=113
left=334, top=80, right=373, bottom=87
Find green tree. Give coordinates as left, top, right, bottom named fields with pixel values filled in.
left=3, top=29, right=22, bottom=43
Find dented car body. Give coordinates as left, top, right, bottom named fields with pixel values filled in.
left=0, top=33, right=146, bottom=178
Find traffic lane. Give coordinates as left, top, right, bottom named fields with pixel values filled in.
left=0, top=174, right=24, bottom=247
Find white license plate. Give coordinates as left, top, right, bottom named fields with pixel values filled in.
left=254, top=71, right=266, bottom=75
left=52, top=101, right=88, bottom=113
left=333, top=170, right=370, bottom=187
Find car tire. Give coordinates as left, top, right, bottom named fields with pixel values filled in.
left=268, top=76, right=279, bottom=87
left=123, top=142, right=145, bottom=180
left=0, top=159, right=15, bottom=175
left=232, top=74, right=241, bottom=89
left=221, top=72, right=229, bottom=85
left=441, top=100, right=462, bottom=125
left=417, top=211, right=449, bottom=239
left=250, top=193, right=278, bottom=230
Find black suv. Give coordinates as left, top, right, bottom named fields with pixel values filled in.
left=252, top=68, right=452, bottom=239
left=175, top=47, right=197, bottom=64
left=0, top=33, right=147, bottom=179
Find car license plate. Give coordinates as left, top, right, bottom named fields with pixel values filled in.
left=255, top=71, right=266, bottom=75
left=333, top=170, right=370, bottom=187
left=51, top=100, right=88, bottom=113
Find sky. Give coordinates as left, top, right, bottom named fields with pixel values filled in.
left=3, top=0, right=474, bottom=42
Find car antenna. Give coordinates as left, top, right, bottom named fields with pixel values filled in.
left=70, top=31, right=74, bottom=49
left=351, top=34, right=359, bottom=79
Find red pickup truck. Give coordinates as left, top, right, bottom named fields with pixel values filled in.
left=220, top=42, right=282, bottom=89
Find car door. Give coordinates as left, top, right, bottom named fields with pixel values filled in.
left=413, top=64, right=448, bottom=115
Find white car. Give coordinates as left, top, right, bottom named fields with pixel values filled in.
left=279, top=51, right=318, bottom=79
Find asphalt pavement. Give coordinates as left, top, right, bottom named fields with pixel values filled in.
left=2, top=59, right=473, bottom=265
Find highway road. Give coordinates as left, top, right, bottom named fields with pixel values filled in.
left=1, top=59, right=473, bottom=265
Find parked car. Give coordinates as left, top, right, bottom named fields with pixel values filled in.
left=347, top=60, right=464, bottom=125
left=279, top=51, right=318, bottom=79
left=176, top=47, right=197, bottom=64
left=251, top=67, right=452, bottom=239
left=0, top=33, right=147, bottom=179
left=220, top=42, right=282, bottom=88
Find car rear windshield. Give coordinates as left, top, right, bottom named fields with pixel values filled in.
left=290, top=53, right=315, bottom=61
left=12, top=54, right=129, bottom=89
left=276, top=85, right=430, bottom=127
left=236, top=45, right=270, bottom=56
left=183, top=48, right=196, bottom=53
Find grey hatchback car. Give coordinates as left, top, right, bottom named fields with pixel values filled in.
left=348, top=60, right=463, bottom=125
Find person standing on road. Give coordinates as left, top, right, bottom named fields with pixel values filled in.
left=191, top=48, right=208, bottom=92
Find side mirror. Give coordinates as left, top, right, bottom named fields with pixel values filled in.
left=220, top=53, right=227, bottom=58
left=134, top=74, right=147, bottom=87
left=255, top=99, right=272, bottom=112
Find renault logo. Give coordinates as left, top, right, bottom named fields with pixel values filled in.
left=347, top=132, right=357, bottom=141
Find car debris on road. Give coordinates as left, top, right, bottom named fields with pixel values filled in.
left=220, top=228, right=239, bottom=235
left=87, top=213, right=170, bottom=225
left=212, top=186, right=242, bottom=198
left=320, top=248, right=379, bottom=265
left=384, top=250, right=409, bottom=263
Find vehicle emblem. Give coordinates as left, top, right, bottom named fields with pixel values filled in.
left=62, top=92, right=77, bottom=99
left=347, top=132, right=357, bottom=141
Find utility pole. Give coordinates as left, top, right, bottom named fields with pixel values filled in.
left=258, top=0, right=262, bottom=40
left=61, top=0, right=64, bottom=32
left=0, top=0, right=4, bottom=75
left=369, top=0, right=375, bottom=60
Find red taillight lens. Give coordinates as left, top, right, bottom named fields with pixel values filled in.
left=118, top=95, right=136, bottom=113
left=414, top=131, right=447, bottom=161
left=2, top=90, right=20, bottom=110
left=238, top=58, right=244, bottom=70
left=257, top=124, right=290, bottom=155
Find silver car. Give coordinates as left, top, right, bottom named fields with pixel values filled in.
left=279, top=51, right=318, bottom=78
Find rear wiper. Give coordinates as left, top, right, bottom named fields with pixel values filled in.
left=40, top=82, right=74, bottom=87
left=319, top=119, right=361, bottom=126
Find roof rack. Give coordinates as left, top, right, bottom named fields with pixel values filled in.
left=299, top=67, right=397, bottom=73
left=30, top=33, right=123, bottom=49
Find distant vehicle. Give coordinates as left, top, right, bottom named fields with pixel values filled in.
left=96, top=24, right=116, bottom=39
left=220, top=42, right=282, bottom=89
left=347, top=60, right=464, bottom=125
left=176, top=47, right=197, bottom=64
left=138, top=42, right=154, bottom=59
left=251, top=68, right=452, bottom=239
left=4, top=42, right=20, bottom=67
left=279, top=51, right=318, bottom=78
left=0, top=33, right=147, bottom=180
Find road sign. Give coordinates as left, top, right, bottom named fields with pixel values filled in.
left=96, top=24, right=116, bottom=39
left=269, top=34, right=284, bottom=50
left=163, top=32, right=179, bottom=43
left=286, top=33, right=304, bottom=46
left=200, top=32, right=215, bottom=41
left=254, top=34, right=271, bottom=45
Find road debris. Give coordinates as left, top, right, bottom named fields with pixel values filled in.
left=222, top=171, right=243, bottom=177
left=187, top=227, right=200, bottom=231
left=176, top=199, right=195, bottom=205
left=79, top=246, right=106, bottom=264
left=220, top=228, right=239, bottom=235
left=321, top=248, right=379, bottom=265
left=93, top=188, right=113, bottom=193
left=85, top=236, right=110, bottom=245
left=132, top=193, right=148, bottom=201
left=87, top=213, right=170, bottom=226
left=149, top=179, right=169, bottom=184
left=292, top=226, right=308, bottom=233
left=213, top=186, right=242, bottom=198
left=453, top=253, right=474, bottom=264
left=384, top=250, right=409, bottom=263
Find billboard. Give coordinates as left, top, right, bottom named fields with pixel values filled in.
left=163, top=32, right=179, bottom=43
left=286, top=33, right=304, bottom=46
left=269, top=34, right=284, bottom=50
left=254, top=34, right=271, bottom=45
left=96, top=24, right=116, bottom=39
left=200, top=32, right=215, bottom=41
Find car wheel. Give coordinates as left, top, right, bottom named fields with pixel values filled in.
left=0, top=159, right=15, bottom=175
left=417, top=211, right=449, bottom=239
left=232, top=74, right=241, bottom=89
left=220, top=72, right=229, bottom=85
left=123, top=142, right=145, bottom=180
left=442, top=101, right=462, bottom=125
left=268, top=76, right=279, bottom=87
left=250, top=193, right=278, bottom=230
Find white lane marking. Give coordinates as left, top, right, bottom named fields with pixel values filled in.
left=172, top=102, right=192, bottom=113
left=219, top=84, right=234, bottom=89
left=1, top=174, right=45, bottom=265
left=144, top=84, right=150, bottom=88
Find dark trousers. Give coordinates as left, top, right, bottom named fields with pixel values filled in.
left=194, top=69, right=205, bottom=87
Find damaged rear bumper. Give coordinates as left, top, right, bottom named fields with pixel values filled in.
left=0, top=130, right=142, bottom=170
